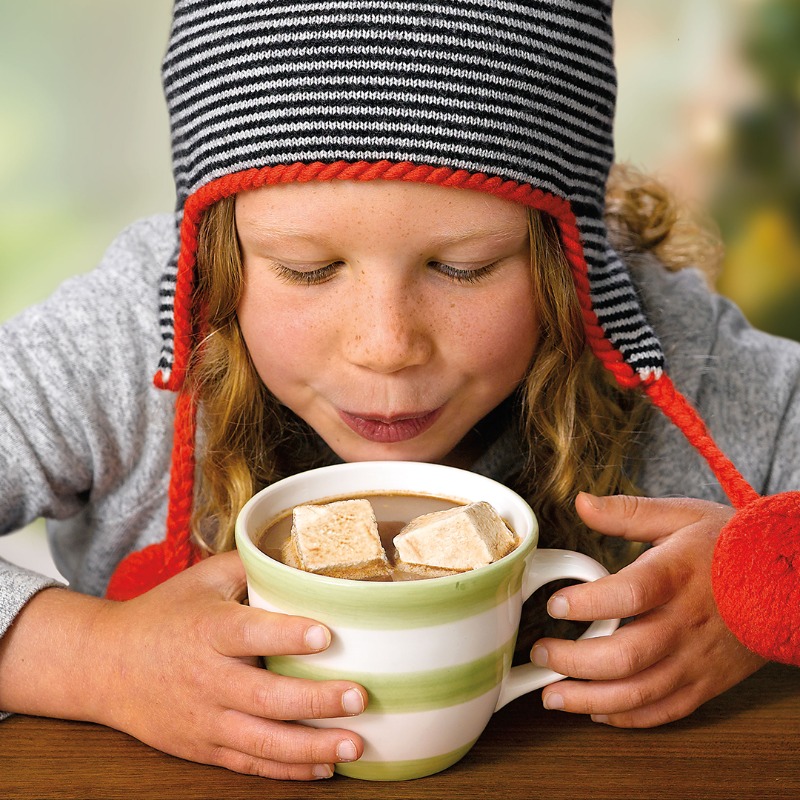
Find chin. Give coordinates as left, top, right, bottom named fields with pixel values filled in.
left=329, top=439, right=455, bottom=466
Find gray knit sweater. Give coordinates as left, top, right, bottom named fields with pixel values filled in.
left=2, top=213, right=800, bottom=642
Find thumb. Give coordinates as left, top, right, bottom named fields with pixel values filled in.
left=184, top=549, right=248, bottom=600
left=575, top=492, right=730, bottom=544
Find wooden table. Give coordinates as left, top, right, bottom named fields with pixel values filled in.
left=2, top=663, right=799, bottom=800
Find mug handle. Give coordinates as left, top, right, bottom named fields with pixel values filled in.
left=494, top=548, right=620, bottom=711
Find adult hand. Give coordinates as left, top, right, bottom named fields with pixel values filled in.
left=533, top=493, right=766, bottom=727
left=91, top=551, right=366, bottom=779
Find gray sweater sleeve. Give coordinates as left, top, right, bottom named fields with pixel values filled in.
left=0, top=215, right=178, bottom=638
left=633, top=260, right=800, bottom=501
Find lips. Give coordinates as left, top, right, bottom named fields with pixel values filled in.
left=337, top=407, right=443, bottom=443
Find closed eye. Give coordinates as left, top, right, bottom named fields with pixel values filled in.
left=428, top=260, right=501, bottom=284
left=271, top=259, right=501, bottom=286
left=271, top=261, right=344, bottom=285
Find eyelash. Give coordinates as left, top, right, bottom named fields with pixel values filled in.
left=273, top=262, right=342, bottom=285
left=430, top=261, right=499, bottom=284
left=271, top=260, right=500, bottom=286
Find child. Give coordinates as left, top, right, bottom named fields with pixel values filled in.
left=0, top=0, right=798, bottom=782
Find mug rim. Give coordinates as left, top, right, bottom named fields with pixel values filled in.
left=235, top=460, right=538, bottom=591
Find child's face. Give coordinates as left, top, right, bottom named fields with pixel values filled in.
left=235, top=179, right=538, bottom=466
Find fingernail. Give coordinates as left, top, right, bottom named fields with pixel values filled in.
left=548, top=595, right=569, bottom=619
left=336, top=738, right=358, bottom=762
left=592, top=714, right=610, bottom=725
left=305, top=625, right=330, bottom=651
left=581, top=492, right=605, bottom=511
left=543, top=692, right=564, bottom=711
left=312, top=764, right=334, bottom=779
left=531, top=645, right=548, bottom=667
left=342, top=687, right=365, bottom=716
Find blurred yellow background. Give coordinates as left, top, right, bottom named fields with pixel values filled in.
left=0, top=1, right=798, bottom=576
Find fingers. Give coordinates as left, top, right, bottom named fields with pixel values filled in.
left=540, top=661, right=698, bottom=725
left=533, top=608, right=679, bottom=681
left=104, top=554, right=370, bottom=781
left=210, top=709, right=364, bottom=781
left=589, top=683, right=709, bottom=728
left=587, top=645, right=765, bottom=728
left=223, top=667, right=367, bottom=723
left=545, top=547, right=678, bottom=621
left=212, top=748, right=336, bottom=781
left=528, top=494, right=755, bottom=732
left=535, top=600, right=766, bottom=729
left=213, top=749, right=336, bottom=781
left=547, top=494, right=734, bottom=622
left=207, top=607, right=369, bottom=723
left=212, top=666, right=367, bottom=780
left=207, top=602, right=333, bottom=659
left=537, top=614, right=704, bottom=723
left=575, top=493, right=733, bottom=544
left=192, top=654, right=368, bottom=780
left=183, top=550, right=249, bottom=599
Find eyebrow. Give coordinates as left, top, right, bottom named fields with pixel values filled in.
left=425, top=226, right=528, bottom=247
left=240, top=222, right=528, bottom=247
left=236, top=221, right=320, bottom=243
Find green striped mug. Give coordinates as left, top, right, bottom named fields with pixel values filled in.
left=235, top=461, right=619, bottom=781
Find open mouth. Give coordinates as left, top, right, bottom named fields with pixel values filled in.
left=337, top=407, right=443, bottom=443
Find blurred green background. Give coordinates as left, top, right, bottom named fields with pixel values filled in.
left=0, top=1, right=174, bottom=323
left=1, top=0, right=798, bottom=576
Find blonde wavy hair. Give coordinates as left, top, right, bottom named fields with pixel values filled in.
left=189, top=165, right=722, bottom=576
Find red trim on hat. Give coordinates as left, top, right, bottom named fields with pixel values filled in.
left=156, top=159, right=640, bottom=394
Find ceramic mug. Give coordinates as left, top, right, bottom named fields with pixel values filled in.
left=235, top=461, right=619, bottom=781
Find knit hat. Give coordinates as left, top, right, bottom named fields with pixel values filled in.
left=105, top=0, right=799, bottom=667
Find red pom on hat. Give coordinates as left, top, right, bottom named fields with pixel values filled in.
left=712, top=492, right=800, bottom=666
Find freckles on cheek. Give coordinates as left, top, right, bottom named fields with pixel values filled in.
left=456, top=300, right=538, bottom=374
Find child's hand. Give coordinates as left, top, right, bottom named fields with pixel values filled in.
left=533, top=493, right=766, bottom=727
left=91, top=551, right=366, bottom=780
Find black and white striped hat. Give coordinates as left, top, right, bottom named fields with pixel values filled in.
left=113, top=0, right=796, bottom=672
left=156, top=0, right=664, bottom=392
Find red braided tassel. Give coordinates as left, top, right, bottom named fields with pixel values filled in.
left=644, top=375, right=759, bottom=509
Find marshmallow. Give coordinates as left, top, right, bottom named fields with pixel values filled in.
left=393, top=501, right=516, bottom=572
left=286, top=499, right=391, bottom=580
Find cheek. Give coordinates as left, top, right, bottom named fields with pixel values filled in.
left=450, top=284, right=539, bottom=378
left=236, top=279, right=325, bottom=382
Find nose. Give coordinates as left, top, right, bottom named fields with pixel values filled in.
left=342, top=278, right=434, bottom=374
